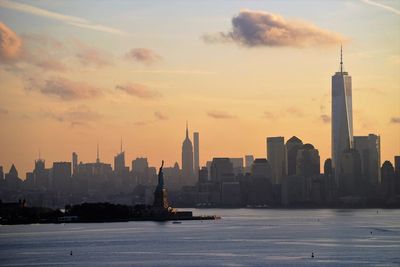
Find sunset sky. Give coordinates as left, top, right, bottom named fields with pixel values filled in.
left=0, top=0, right=399, bottom=176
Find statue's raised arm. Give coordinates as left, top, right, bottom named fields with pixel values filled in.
left=157, top=160, right=164, bottom=188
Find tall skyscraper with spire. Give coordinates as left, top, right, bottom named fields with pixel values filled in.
left=181, top=122, right=194, bottom=184
left=332, top=46, right=354, bottom=184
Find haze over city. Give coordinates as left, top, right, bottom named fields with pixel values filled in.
left=0, top=0, right=399, bottom=176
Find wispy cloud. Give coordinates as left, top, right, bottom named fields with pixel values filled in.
left=154, top=111, right=168, bottom=120
left=0, top=107, right=8, bottom=115
left=207, top=110, right=236, bottom=119
left=125, top=48, right=162, bottom=64
left=42, top=105, right=102, bottom=127
left=320, top=114, right=331, bottom=124
left=26, top=77, right=102, bottom=101
left=203, top=9, right=345, bottom=48
left=0, top=0, right=126, bottom=35
left=116, top=83, right=161, bottom=99
left=132, top=111, right=168, bottom=126
left=130, top=70, right=217, bottom=75
left=286, top=107, right=305, bottom=117
left=75, top=41, right=112, bottom=67
left=263, top=111, right=275, bottom=120
left=361, top=0, right=400, bottom=16
left=390, top=117, right=400, bottom=124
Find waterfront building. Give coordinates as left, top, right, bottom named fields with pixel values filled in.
left=267, top=136, right=285, bottom=184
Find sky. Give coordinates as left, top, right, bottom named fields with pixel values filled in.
left=0, top=0, right=399, bottom=176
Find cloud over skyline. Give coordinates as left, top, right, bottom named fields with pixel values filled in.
left=27, top=77, right=102, bottom=101
left=125, top=48, right=162, bottom=64
left=390, top=117, right=400, bottom=124
left=203, top=10, right=345, bottom=48
left=116, top=83, right=160, bottom=99
left=321, top=114, right=331, bottom=124
left=207, top=110, right=236, bottom=119
left=154, top=111, right=168, bottom=120
left=43, top=105, right=102, bottom=127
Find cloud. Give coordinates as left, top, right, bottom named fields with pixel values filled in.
left=130, top=69, right=217, bottom=75
left=320, top=114, right=331, bottom=124
left=0, top=107, right=8, bottom=115
left=286, top=107, right=305, bottom=117
left=33, top=59, right=67, bottom=72
left=154, top=111, right=168, bottom=120
left=0, top=21, right=22, bottom=61
left=361, top=0, right=400, bottom=16
left=75, top=41, right=112, bottom=67
left=203, top=10, right=345, bottom=47
left=43, top=105, right=102, bottom=127
left=207, top=110, right=236, bottom=119
left=116, top=83, right=160, bottom=99
left=263, top=111, right=275, bottom=119
left=133, top=121, right=148, bottom=126
left=27, top=77, right=102, bottom=101
left=0, top=0, right=126, bottom=35
left=125, top=48, right=162, bottom=64
left=390, top=117, right=400, bottom=124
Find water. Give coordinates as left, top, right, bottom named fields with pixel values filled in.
left=0, top=209, right=399, bottom=266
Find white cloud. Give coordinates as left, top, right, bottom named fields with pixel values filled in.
left=0, top=0, right=127, bottom=35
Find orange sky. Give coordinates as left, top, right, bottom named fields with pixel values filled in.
left=0, top=1, right=399, bottom=176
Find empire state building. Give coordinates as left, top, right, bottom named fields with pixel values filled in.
left=181, top=122, right=194, bottom=184
left=331, top=46, right=354, bottom=182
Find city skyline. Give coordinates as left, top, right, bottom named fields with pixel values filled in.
left=0, top=0, right=399, bottom=176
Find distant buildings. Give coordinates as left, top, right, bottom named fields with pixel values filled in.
left=4, top=164, right=21, bottom=191
left=244, top=155, right=254, bottom=173
left=267, top=136, right=285, bottom=184
left=210, top=158, right=234, bottom=183
left=52, top=162, right=71, bottom=194
left=132, top=157, right=149, bottom=185
left=251, top=158, right=271, bottom=180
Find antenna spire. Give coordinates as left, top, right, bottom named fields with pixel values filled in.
left=96, top=142, right=100, bottom=163
left=340, top=44, right=343, bottom=73
left=120, top=137, right=123, bottom=153
left=186, top=120, right=189, bottom=138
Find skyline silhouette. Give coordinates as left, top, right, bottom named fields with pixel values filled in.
left=0, top=1, right=399, bottom=178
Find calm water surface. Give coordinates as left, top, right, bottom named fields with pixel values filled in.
left=0, top=209, right=399, bottom=266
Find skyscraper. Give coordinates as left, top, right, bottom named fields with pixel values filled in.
left=193, top=132, right=200, bottom=175
left=354, top=134, right=381, bottom=185
left=181, top=122, right=194, bottom=184
left=296, top=144, right=320, bottom=177
left=72, top=152, right=78, bottom=175
left=332, top=46, right=353, bottom=184
left=52, top=162, right=72, bottom=193
left=267, top=136, right=285, bottom=184
left=114, top=140, right=125, bottom=173
left=285, top=136, right=303, bottom=176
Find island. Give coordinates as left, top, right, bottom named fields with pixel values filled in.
left=0, top=161, right=219, bottom=224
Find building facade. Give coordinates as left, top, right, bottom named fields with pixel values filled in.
left=332, top=47, right=354, bottom=186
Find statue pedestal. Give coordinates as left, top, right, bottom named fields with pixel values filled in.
left=153, top=187, right=169, bottom=209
